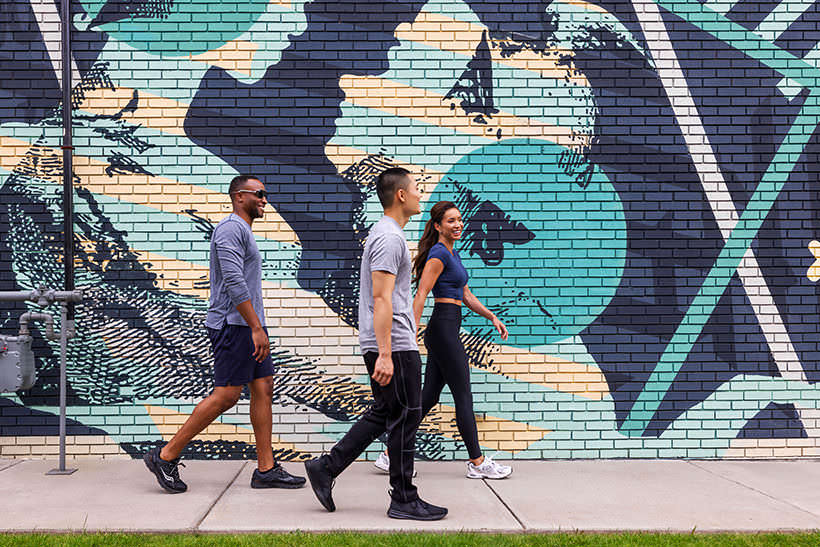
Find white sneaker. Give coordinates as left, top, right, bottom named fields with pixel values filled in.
left=466, top=455, right=512, bottom=479
left=373, top=452, right=417, bottom=477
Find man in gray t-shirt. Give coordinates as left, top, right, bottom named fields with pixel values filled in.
left=358, top=215, right=417, bottom=353
left=305, top=168, right=448, bottom=521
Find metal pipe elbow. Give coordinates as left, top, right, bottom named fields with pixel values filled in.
left=19, top=312, right=57, bottom=340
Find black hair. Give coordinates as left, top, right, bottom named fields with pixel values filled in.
left=413, top=200, right=457, bottom=285
left=228, top=175, right=260, bottom=198
left=376, top=167, right=411, bottom=208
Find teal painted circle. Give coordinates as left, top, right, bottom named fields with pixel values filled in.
left=425, top=139, right=626, bottom=348
left=81, top=0, right=270, bottom=57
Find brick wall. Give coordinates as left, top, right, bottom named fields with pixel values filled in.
left=1, top=0, right=819, bottom=461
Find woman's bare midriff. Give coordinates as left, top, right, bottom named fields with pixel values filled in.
left=434, top=298, right=462, bottom=306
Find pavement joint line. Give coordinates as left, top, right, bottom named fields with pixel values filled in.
left=0, top=459, right=25, bottom=473
left=685, top=460, right=820, bottom=521
left=482, top=478, right=525, bottom=530
left=194, top=461, right=247, bottom=531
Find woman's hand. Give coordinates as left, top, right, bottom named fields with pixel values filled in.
left=492, top=315, right=508, bottom=341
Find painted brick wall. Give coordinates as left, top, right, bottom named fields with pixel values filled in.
left=1, top=0, right=820, bottom=461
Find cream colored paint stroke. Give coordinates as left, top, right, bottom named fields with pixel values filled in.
left=480, top=345, right=608, bottom=400
left=339, top=75, right=588, bottom=149
left=188, top=39, right=259, bottom=76
left=0, top=135, right=298, bottom=244
left=395, top=10, right=588, bottom=86
left=324, top=144, right=444, bottom=194
left=120, top=248, right=211, bottom=299
left=144, top=404, right=298, bottom=451
left=80, top=87, right=189, bottom=137
left=423, top=404, right=550, bottom=453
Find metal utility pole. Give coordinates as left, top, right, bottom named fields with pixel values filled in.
left=47, top=0, right=77, bottom=476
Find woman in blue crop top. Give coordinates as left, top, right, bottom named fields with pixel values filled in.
left=374, top=201, right=513, bottom=480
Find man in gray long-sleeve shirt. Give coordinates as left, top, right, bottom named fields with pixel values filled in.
left=144, top=175, right=305, bottom=493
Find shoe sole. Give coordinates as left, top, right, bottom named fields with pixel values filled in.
left=466, top=473, right=512, bottom=480
left=387, top=509, right=448, bottom=521
left=143, top=451, right=186, bottom=494
left=304, top=461, right=336, bottom=512
left=251, top=480, right=306, bottom=489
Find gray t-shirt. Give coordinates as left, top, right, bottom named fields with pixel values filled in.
left=358, top=216, right=418, bottom=353
left=205, top=213, right=266, bottom=329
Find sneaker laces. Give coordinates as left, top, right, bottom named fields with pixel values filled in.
left=163, top=459, right=185, bottom=480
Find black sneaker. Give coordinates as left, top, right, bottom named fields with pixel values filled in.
left=387, top=497, right=448, bottom=521
left=143, top=446, right=187, bottom=494
left=251, top=463, right=306, bottom=489
left=304, top=457, right=336, bottom=512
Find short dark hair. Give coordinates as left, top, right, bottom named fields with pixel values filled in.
left=228, top=175, right=260, bottom=198
left=376, top=167, right=411, bottom=208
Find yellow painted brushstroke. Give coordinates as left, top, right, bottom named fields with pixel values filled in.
left=339, top=75, right=588, bottom=149
left=144, top=404, right=298, bottom=451
left=488, top=346, right=609, bottom=400
left=80, top=87, right=189, bottom=137
left=808, top=240, right=820, bottom=282
left=423, top=404, right=550, bottom=453
left=188, top=39, right=258, bottom=76
left=395, top=11, right=588, bottom=87
left=0, top=135, right=299, bottom=244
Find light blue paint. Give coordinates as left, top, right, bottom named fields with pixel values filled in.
left=754, top=0, right=816, bottom=42
left=424, top=139, right=626, bottom=348
left=620, top=95, right=820, bottom=435
left=79, top=0, right=272, bottom=57
left=699, top=0, right=739, bottom=16
left=82, top=1, right=307, bottom=83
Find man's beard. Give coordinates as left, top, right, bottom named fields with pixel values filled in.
left=248, top=205, right=264, bottom=219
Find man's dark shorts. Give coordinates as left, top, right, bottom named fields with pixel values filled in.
left=207, top=324, right=274, bottom=386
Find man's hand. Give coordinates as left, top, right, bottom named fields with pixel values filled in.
left=251, top=326, right=270, bottom=362
left=372, top=353, right=394, bottom=386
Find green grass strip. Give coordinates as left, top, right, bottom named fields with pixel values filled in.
left=2, top=532, right=820, bottom=546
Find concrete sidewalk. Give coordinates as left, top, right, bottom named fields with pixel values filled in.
left=2, top=458, right=820, bottom=533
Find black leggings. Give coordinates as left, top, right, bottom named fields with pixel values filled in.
left=421, top=302, right=482, bottom=460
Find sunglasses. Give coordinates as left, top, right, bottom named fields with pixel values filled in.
left=232, top=189, right=268, bottom=199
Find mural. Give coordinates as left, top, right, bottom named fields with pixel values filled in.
left=0, top=0, right=819, bottom=460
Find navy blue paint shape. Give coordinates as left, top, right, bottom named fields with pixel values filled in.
left=645, top=272, right=780, bottom=436
left=737, top=402, right=808, bottom=439
left=446, top=30, right=499, bottom=124
left=774, top=0, right=820, bottom=60
left=725, top=0, right=783, bottom=31
left=662, top=7, right=807, bottom=215
left=0, top=397, right=109, bottom=436
left=0, top=0, right=61, bottom=124
left=572, top=37, right=783, bottom=431
left=185, top=0, right=427, bottom=324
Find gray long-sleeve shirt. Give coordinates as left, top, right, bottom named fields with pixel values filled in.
left=205, top=213, right=266, bottom=329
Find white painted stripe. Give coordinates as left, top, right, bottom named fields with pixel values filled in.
left=633, top=0, right=807, bottom=385
left=755, top=0, right=816, bottom=42
left=700, top=0, right=740, bottom=16
left=29, top=0, right=82, bottom=91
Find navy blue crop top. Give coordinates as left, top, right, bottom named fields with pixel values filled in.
left=426, top=242, right=469, bottom=300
